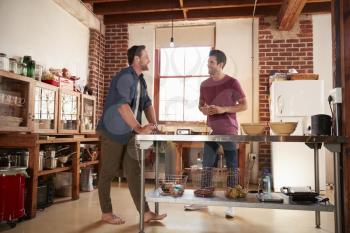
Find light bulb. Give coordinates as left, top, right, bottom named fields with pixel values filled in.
left=169, top=37, right=175, bottom=48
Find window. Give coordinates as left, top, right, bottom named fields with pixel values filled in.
left=155, top=46, right=210, bottom=122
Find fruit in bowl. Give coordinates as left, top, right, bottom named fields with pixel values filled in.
left=240, top=123, right=266, bottom=135
left=269, top=122, right=298, bottom=136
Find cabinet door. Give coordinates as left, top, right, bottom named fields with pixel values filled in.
left=80, top=94, right=96, bottom=134
left=33, top=82, right=58, bottom=134
left=58, top=90, right=80, bottom=134
left=0, top=71, right=34, bottom=132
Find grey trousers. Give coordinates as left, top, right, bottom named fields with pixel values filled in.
left=98, top=132, right=150, bottom=214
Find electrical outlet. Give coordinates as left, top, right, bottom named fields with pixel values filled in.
left=248, top=153, right=257, bottom=160
left=329, top=88, right=342, bottom=104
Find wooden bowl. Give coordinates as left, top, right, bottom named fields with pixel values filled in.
left=240, top=123, right=266, bottom=135
left=269, top=122, right=298, bottom=136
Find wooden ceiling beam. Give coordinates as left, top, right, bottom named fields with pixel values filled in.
left=92, top=0, right=330, bottom=15
left=104, top=10, right=184, bottom=24
left=278, top=0, right=307, bottom=30
left=179, top=0, right=187, bottom=19
left=187, top=2, right=330, bottom=20
left=183, top=0, right=329, bottom=9
left=82, top=0, right=129, bottom=3
left=94, top=0, right=180, bottom=15
left=103, top=1, right=330, bottom=24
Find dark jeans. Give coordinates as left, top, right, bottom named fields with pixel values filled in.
left=201, top=141, right=238, bottom=188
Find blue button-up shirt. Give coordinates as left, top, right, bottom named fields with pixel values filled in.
left=97, top=66, right=152, bottom=144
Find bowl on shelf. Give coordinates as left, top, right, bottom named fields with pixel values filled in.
left=57, top=156, right=69, bottom=167
left=269, top=122, right=298, bottom=136
left=240, top=123, right=267, bottom=135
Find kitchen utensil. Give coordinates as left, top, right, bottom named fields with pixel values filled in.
left=57, top=152, right=75, bottom=167
left=44, top=157, right=57, bottom=169
left=38, top=151, right=44, bottom=171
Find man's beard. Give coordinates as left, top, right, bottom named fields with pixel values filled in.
left=141, top=64, right=149, bottom=71
left=208, top=68, right=215, bottom=76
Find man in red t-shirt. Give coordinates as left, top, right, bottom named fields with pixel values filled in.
left=185, top=49, right=247, bottom=217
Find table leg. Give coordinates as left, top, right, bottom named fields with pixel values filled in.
left=155, top=142, right=159, bottom=214
left=313, top=144, right=320, bottom=228
left=333, top=151, right=343, bottom=233
left=139, top=148, right=145, bottom=233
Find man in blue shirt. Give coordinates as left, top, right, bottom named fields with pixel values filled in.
left=97, top=45, right=167, bottom=224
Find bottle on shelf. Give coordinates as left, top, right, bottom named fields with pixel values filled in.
left=259, top=168, right=272, bottom=193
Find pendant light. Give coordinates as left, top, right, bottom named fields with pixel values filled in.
left=169, top=17, right=175, bottom=47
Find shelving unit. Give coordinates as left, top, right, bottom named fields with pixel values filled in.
left=136, top=134, right=346, bottom=233
left=0, top=133, right=100, bottom=218
left=38, top=166, right=71, bottom=176
left=80, top=160, right=99, bottom=168
left=147, top=189, right=334, bottom=212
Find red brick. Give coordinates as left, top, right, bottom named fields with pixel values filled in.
left=280, top=44, right=292, bottom=48
left=279, top=52, right=292, bottom=56
left=273, top=39, right=285, bottom=43
left=266, top=44, right=279, bottom=48
left=286, top=39, right=299, bottom=43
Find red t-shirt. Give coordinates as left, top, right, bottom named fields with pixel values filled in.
left=200, top=75, right=245, bottom=135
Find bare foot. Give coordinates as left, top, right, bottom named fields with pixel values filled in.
left=144, top=211, right=167, bottom=223
left=101, top=213, right=125, bottom=225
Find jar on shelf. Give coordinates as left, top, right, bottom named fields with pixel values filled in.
left=20, top=63, right=27, bottom=76
left=35, top=64, right=43, bottom=81
left=9, top=58, right=18, bottom=73
left=0, top=53, right=9, bottom=71
left=27, top=60, right=36, bottom=78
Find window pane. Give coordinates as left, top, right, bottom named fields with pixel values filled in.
left=184, top=77, right=207, bottom=121
left=159, top=78, right=184, bottom=121
left=184, top=47, right=210, bottom=76
left=160, top=48, right=185, bottom=76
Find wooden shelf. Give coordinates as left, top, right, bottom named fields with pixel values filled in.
left=80, top=160, right=99, bottom=168
left=38, top=166, right=71, bottom=176
left=37, top=137, right=99, bottom=144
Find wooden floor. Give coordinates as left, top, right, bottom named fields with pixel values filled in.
left=0, top=182, right=334, bottom=233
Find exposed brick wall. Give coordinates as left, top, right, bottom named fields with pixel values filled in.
left=88, top=29, right=105, bottom=123
left=104, top=24, right=129, bottom=101
left=258, top=15, right=314, bottom=173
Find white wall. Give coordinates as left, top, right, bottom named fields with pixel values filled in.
left=216, top=19, right=259, bottom=126
left=0, top=0, right=90, bottom=86
left=128, top=24, right=156, bottom=97
left=313, top=14, right=334, bottom=184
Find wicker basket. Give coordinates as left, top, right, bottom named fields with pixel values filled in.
left=159, top=175, right=188, bottom=197
left=187, top=168, right=240, bottom=190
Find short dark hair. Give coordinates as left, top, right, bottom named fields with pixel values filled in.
left=209, top=49, right=226, bottom=68
left=127, top=45, right=146, bottom=65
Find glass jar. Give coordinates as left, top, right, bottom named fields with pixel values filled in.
left=20, top=63, right=27, bottom=76
left=22, top=55, right=31, bottom=66
left=27, top=60, right=36, bottom=78
left=35, top=64, right=43, bottom=81
left=9, top=58, right=18, bottom=73
left=0, top=53, right=9, bottom=71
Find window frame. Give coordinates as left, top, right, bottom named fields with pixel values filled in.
left=154, top=48, right=209, bottom=123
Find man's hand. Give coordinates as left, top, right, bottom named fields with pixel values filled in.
left=208, top=105, right=226, bottom=115
left=200, top=104, right=210, bottom=116
left=134, top=124, right=157, bottom=134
